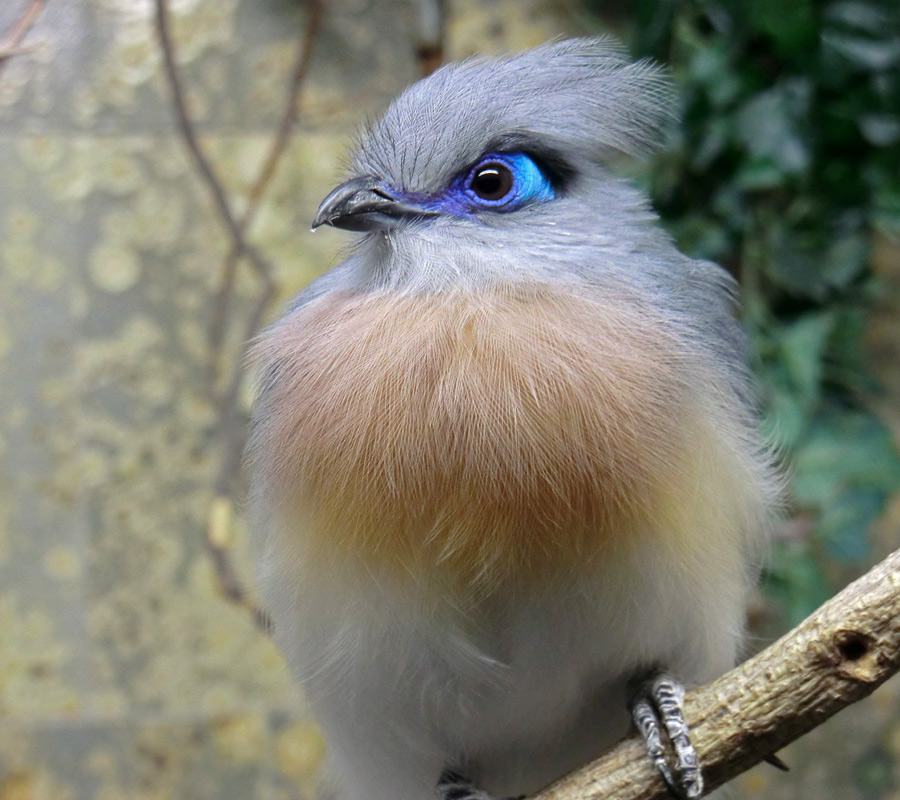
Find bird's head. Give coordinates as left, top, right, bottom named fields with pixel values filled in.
left=312, top=38, right=678, bottom=293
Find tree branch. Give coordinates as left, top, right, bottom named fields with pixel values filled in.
left=153, top=0, right=279, bottom=627
left=533, top=548, right=900, bottom=800
left=0, top=0, right=46, bottom=74
left=154, top=0, right=323, bottom=632
left=153, top=0, right=275, bottom=281
left=414, top=0, right=445, bottom=76
left=207, top=0, right=324, bottom=384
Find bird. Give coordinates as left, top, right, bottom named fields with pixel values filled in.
left=246, top=37, right=781, bottom=800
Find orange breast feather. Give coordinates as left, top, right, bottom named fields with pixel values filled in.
left=254, top=285, right=699, bottom=589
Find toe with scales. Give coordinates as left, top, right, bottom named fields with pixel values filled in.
left=629, top=669, right=703, bottom=799
left=435, top=768, right=524, bottom=800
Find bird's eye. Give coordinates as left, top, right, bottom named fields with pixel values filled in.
left=456, top=153, right=555, bottom=212
left=470, top=162, right=514, bottom=202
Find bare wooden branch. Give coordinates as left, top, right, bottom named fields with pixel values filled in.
left=155, top=0, right=323, bottom=631
left=208, top=0, right=323, bottom=519
left=533, top=548, right=900, bottom=800
left=154, top=0, right=277, bottom=626
left=415, top=0, right=445, bottom=76
left=153, top=0, right=275, bottom=283
left=208, top=0, right=324, bottom=382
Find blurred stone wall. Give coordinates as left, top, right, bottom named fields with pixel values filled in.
left=0, top=1, right=897, bottom=799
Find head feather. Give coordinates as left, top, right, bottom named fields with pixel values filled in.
left=353, top=37, right=676, bottom=192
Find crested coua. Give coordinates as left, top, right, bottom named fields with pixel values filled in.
left=247, top=38, right=780, bottom=800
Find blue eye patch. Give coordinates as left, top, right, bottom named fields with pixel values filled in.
left=437, top=152, right=556, bottom=215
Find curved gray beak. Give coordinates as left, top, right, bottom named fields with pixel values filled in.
left=312, top=176, right=438, bottom=232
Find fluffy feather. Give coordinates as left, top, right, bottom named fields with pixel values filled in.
left=356, top=38, right=676, bottom=192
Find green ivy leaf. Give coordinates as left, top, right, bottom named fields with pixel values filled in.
left=859, top=113, right=900, bottom=145
left=751, top=0, right=818, bottom=56
left=778, top=312, right=836, bottom=406
left=793, top=412, right=900, bottom=506
left=763, top=541, right=832, bottom=626
left=822, top=31, right=900, bottom=71
left=825, top=1, right=896, bottom=35
left=624, top=0, right=900, bottom=627
left=736, top=85, right=811, bottom=176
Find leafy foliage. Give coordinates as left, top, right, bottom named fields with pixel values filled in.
left=619, top=0, right=900, bottom=623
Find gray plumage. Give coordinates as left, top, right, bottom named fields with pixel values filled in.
left=357, top=38, right=674, bottom=188
left=249, top=37, right=780, bottom=800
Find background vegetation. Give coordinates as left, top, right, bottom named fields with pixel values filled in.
left=617, top=0, right=900, bottom=627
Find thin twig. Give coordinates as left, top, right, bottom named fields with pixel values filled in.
left=154, top=0, right=286, bottom=626
left=208, top=0, right=324, bottom=384
left=208, top=0, right=323, bottom=545
left=2, top=0, right=44, bottom=48
left=153, top=0, right=275, bottom=282
left=155, top=0, right=323, bottom=629
left=0, top=44, right=37, bottom=59
left=0, top=0, right=46, bottom=74
left=415, top=0, right=445, bottom=76
left=246, top=0, right=324, bottom=213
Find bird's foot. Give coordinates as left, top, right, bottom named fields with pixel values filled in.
left=436, top=768, right=503, bottom=800
left=628, top=669, right=703, bottom=799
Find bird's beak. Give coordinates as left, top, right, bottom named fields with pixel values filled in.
left=312, top=176, right=438, bottom=232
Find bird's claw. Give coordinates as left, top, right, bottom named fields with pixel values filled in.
left=436, top=768, right=525, bottom=800
left=629, top=669, right=703, bottom=799
left=436, top=768, right=496, bottom=800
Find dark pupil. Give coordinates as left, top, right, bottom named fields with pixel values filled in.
left=471, top=163, right=513, bottom=201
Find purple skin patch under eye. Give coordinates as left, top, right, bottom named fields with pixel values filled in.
left=401, top=152, right=556, bottom=219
